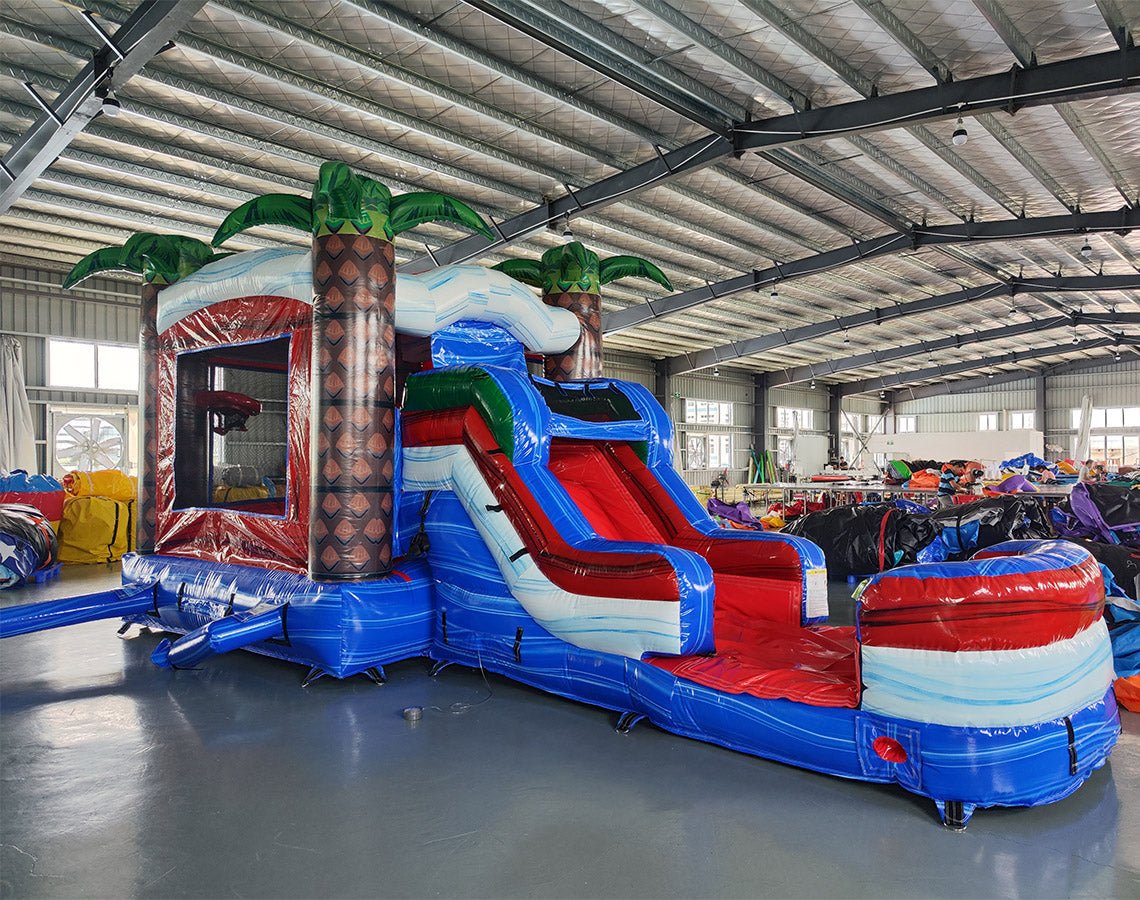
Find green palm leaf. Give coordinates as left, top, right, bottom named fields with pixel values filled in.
left=212, top=194, right=312, bottom=246
left=491, top=258, right=544, bottom=287
left=64, top=246, right=136, bottom=289
left=542, top=241, right=600, bottom=294
left=358, top=176, right=394, bottom=238
left=598, top=255, right=673, bottom=291
left=389, top=192, right=494, bottom=239
left=316, top=161, right=361, bottom=225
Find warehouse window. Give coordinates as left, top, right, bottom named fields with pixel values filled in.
left=978, top=413, right=999, bottom=431
left=775, top=407, right=813, bottom=430
left=1081, top=435, right=1140, bottom=466
left=896, top=416, right=916, bottom=433
left=1071, top=406, right=1140, bottom=429
left=1070, top=406, right=1140, bottom=466
left=683, top=433, right=733, bottom=470
left=684, top=399, right=733, bottom=425
left=47, top=339, right=139, bottom=392
left=1010, top=411, right=1035, bottom=430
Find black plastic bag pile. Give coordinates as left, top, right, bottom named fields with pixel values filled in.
left=787, top=495, right=1054, bottom=578
left=928, top=495, right=1050, bottom=558
left=784, top=503, right=937, bottom=578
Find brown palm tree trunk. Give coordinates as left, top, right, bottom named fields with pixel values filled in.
left=136, top=282, right=160, bottom=553
left=542, top=289, right=602, bottom=381
left=310, top=231, right=396, bottom=581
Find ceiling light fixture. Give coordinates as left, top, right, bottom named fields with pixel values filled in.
left=1080, top=240, right=1093, bottom=259
left=809, top=379, right=816, bottom=390
left=100, top=92, right=121, bottom=117
left=713, top=366, right=720, bottom=378
left=770, top=287, right=779, bottom=301
left=879, top=390, right=885, bottom=399
left=561, top=216, right=573, bottom=239
left=951, top=116, right=968, bottom=147
left=1114, top=349, right=1123, bottom=362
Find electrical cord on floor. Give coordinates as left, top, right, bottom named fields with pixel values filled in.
left=428, top=647, right=494, bottom=715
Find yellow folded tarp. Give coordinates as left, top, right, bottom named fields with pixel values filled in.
left=63, top=469, right=137, bottom=502
left=57, top=496, right=132, bottom=564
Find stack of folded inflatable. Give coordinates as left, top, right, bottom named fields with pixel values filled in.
left=0, top=503, right=59, bottom=588
left=57, top=469, right=137, bottom=564
left=212, top=464, right=268, bottom=503
left=0, top=470, right=65, bottom=531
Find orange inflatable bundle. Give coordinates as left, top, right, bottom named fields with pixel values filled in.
left=1115, top=675, right=1140, bottom=713
left=906, top=469, right=941, bottom=490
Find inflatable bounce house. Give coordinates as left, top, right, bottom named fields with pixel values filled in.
left=0, top=163, right=1120, bottom=829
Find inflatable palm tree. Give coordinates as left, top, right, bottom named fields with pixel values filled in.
left=493, top=242, right=672, bottom=381
left=64, top=232, right=229, bottom=288
left=213, top=160, right=494, bottom=580
left=64, top=234, right=231, bottom=555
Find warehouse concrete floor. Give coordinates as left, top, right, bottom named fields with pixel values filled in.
left=1, top=567, right=1138, bottom=899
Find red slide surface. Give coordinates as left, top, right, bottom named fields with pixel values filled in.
left=402, top=408, right=684, bottom=601
left=547, top=440, right=859, bottom=708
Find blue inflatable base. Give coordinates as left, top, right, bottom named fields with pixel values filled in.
left=119, top=552, right=1120, bottom=820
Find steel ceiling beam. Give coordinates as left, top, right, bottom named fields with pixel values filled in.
left=311, top=0, right=869, bottom=263
left=605, top=207, right=1140, bottom=333
left=7, top=8, right=1137, bottom=284
left=731, top=0, right=1020, bottom=224
left=410, top=43, right=1140, bottom=271
left=665, top=273, right=1140, bottom=374
left=856, top=0, right=1138, bottom=275
left=19, top=7, right=722, bottom=273
left=1, top=20, right=752, bottom=286
left=0, top=0, right=207, bottom=213
left=733, top=44, right=1140, bottom=154
left=767, top=311, right=1140, bottom=387
left=900, top=351, right=1133, bottom=400
left=969, top=0, right=1138, bottom=217
left=434, top=0, right=941, bottom=297
left=211, top=0, right=807, bottom=262
left=460, top=0, right=736, bottom=132
left=1093, top=0, right=1135, bottom=50
left=839, top=337, right=1126, bottom=396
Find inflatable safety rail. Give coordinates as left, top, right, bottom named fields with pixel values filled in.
left=855, top=540, right=1118, bottom=827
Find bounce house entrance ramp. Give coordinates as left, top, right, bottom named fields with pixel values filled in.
left=401, top=365, right=850, bottom=707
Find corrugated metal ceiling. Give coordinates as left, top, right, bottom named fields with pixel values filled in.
left=0, top=0, right=1138, bottom=395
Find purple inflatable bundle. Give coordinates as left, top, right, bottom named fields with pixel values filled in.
left=1054, top=483, right=1140, bottom=546
left=706, top=496, right=763, bottom=529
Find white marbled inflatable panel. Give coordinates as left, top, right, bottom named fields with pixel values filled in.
left=158, top=247, right=579, bottom=353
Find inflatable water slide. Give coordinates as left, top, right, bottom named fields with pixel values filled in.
left=0, top=164, right=1119, bottom=829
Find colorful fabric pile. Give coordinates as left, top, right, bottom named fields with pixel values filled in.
left=0, top=504, right=58, bottom=588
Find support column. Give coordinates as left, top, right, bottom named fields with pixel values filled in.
left=828, top=385, right=842, bottom=461
left=752, top=373, right=768, bottom=457
left=654, top=359, right=670, bottom=418
left=883, top=394, right=896, bottom=434
left=135, top=282, right=159, bottom=553
left=1035, top=374, right=1047, bottom=435
left=310, top=231, right=396, bottom=581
